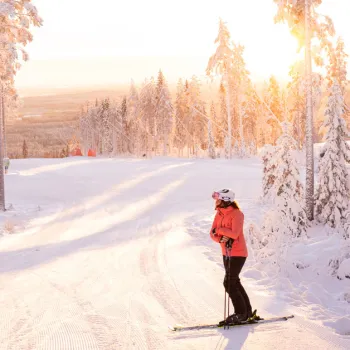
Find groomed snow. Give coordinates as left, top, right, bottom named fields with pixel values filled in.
left=0, top=157, right=349, bottom=349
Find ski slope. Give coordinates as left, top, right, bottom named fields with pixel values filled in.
left=0, top=157, right=349, bottom=350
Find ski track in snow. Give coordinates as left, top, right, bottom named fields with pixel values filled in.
left=0, top=157, right=349, bottom=349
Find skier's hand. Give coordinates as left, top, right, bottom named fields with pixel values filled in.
left=220, top=236, right=230, bottom=243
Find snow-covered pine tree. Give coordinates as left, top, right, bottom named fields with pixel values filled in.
left=174, top=79, right=188, bottom=156
left=0, top=0, right=42, bottom=210
left=209, top=101, right=219, bottom=148
left=207, top=113, right=216, bottom=159
left=22, top=139, right=28, bottom=158
left=254, top=87, right=272, bottom=147
left=327, top=37, right=349, bottom=130
left=328, top=37, right=349, bottom=94
left=262, top=122, right=307, bottom=237
left=267, top=75, right=283, bottom=145
left=187, top=76, right=206, bottom=155
left=273, top=0, right=335, bottom=221
left=224, top=136, right=231, bottom=159
left=139, top=78, right=157, bottom=156
left=0, top=1, right=42, bottom=83
left=156, top=71, right=173, bottom=156
left=249, top=140, right=257, bottom=156
left=261, top=144, right=276, bottom=198
left=288, top=62, right=306, bottom=149
left=101, top=99, right=113, bottom=155
left=110, top=105, right=121, bottom=155
left=89, top=104, right=100, bottom=153
left=120, top=96, right=128, bottom=154
left=229, top=43, right=251, bottom=157
left=207, top=18, right=233, bottom=158
left=242, top=82, right=259, bottom=151
left=217, top=81, right=227, bottom=148
left=315, top=81, right=350, bottom=230
left=79, top=105, right=90, bottom=155
left=232, top=140, right=239, bottom=157
left=127, top=80, right=140, bottom=155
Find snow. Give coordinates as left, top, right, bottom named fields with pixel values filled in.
left=338, top=259, right=350, bottom=280
left=1, top=157, right=350, bottom=349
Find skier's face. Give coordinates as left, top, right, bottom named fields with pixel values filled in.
left=215, top=199, right=222, bottom=208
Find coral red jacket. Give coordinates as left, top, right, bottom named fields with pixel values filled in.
left=210, top=206, right=248, bottom=257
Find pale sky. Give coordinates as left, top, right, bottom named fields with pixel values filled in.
left=15, top=0, right=350, bottom=91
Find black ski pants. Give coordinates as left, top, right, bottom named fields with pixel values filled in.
left=223, top=256, right=252, bottom=315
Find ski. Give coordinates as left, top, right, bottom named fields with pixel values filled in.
left=168, top=315, right=294, bottom=332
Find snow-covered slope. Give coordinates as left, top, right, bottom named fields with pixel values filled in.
left=0, top=157, right=349, bottom=349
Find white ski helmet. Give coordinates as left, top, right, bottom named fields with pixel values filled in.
left=212, top=189, right=235, bottom=202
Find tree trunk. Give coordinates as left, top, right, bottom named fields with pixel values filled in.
left=2, top=93, right=7, bottom=158
left=0, top=88, right=5, bottom=211
left=305, top=0, right=314, bottom=221
left=225, top=72, right=232, bottom=159
left=238, top=93, right=244, bottom=157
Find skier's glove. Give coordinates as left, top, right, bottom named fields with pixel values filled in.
left=220, top=236, right=230, bottom=243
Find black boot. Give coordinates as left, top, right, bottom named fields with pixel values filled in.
left=226, top=313, right=248, bottom=325
left=219, top=312, right=247, bottom=326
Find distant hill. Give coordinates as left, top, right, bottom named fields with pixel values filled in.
left=8, top=87, right=129, bottom=158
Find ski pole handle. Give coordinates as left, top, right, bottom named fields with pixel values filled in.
left=226, top=239, right=234, bottom=249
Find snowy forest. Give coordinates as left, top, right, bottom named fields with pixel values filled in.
left=78, top=26, right=350, bottom=160
left=78, top=2, right=350, bottom=277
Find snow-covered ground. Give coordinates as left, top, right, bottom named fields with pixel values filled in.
left=0, top=157, right=349, bottom=349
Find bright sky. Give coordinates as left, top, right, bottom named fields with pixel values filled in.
left=15, top=0, right=350, bottom=90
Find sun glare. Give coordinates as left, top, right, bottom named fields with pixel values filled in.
left=14, top=0, right=350, bottom=88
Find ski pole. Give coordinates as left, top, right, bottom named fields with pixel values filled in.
left=224, top=277, right=227, bottom=325
left=226, top=239, right=233, bottom=329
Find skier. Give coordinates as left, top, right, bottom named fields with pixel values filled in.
left=210, top=189, right=253, bottom=325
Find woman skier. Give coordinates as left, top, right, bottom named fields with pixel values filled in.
left=210, top=188, right=254, bottom=325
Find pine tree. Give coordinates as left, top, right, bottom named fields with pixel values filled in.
left=101, top=99, right=113, bottom=155
left=274, top=0, right=334, bottom=220
left=262, top=122, right=307, bottom=238
left=0, top=1, right=42, bottom=211
left=315, top=81, right=350, bottom=230
left=224, top=136, right=231, bottom=159
left=267, top=76, right=283, bottom=144
left=209, top=101, right=219, bottom=148
left=249, top=140, right=257, bottom=156
left=23, top=139, right=28, bottom=158
left=174, top=79, right=188, bottom=155
left=242, top=82, right=259, bottom=149
left=327, top=38, right=348, bottom=94
left=233, top=140, right=239, bottom=157
left=187, top=76, right=206, bottom=154
left=127, top=80, right=140, bottom=155
left=207, top=117, right=216, bottom=159
left=288, top=62, right=306, bottom=149
left=327, top=37, right=349, bottom=130
left=217, top=81, right=227, bottom=148
left=207, top=18, right=233, bottom=158
left=261, top=144, right=276, bottom=198
left=140, top=78, right=157, bottom=156
left=0, top=1, right=42, bottom=84
left=273, top=0, right=335, bottom=221
left=255, top=86, right=272, bottom=147
left=229, top=43, right=251, bottom=157
left=156, top=71, right=173, bottom=156
left=120, top=96, right=128, bottom=154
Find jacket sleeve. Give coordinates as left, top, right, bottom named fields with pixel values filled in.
left=210, top=215, right=221, bottom=243
left=216, top=211, right=243, bottom=240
